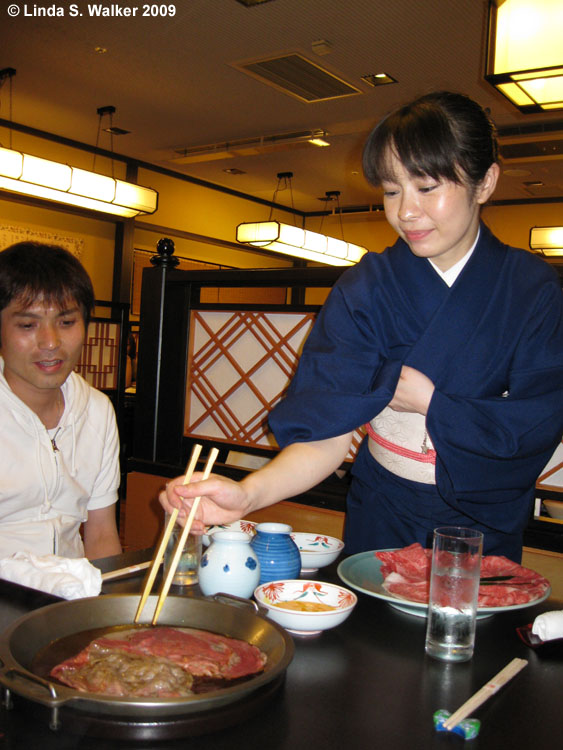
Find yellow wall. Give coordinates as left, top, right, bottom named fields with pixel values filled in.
left=482, top=202, right=563, bottom=251
left=0, top=197, right=116, bottom=300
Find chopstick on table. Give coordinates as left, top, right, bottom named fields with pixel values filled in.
left=151, top=446, right=219, bottom=626
left=102, top=561, right=152, bottom=581
left=133, top=443, right=203, bottom=624
left=442, top=658, right=528, bottom=731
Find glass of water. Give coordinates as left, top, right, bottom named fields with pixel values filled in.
left=425, top=526, right=483, bottom=662
left=163, top=512, right=202, bottom=586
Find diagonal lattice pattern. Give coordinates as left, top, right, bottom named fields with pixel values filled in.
left=537, top=438, right=563, bottom=490
left=185, top=311, right=315, bottom=449
left=184, top=310, right=364, bottom=460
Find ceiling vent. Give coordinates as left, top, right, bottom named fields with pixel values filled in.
left=498, top=120, right=563, bottom=163
left=500, top=137, right=563, bottom=162
left=233, top=54, right=362, bottom=103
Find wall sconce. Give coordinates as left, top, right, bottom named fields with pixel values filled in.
left=529, top=226, right=563, bottom=256
left=485, top=0, right=563, bottom=113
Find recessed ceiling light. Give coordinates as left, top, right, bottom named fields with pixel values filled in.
left=308, top=131, right=330, bottom=147
left=503, top=168, right=532, bottom=177
left=103, top=126, right=130, bottom=136
left=362, top=72, right=397, bottom=87
left=235, top=0, right=275, bottom=6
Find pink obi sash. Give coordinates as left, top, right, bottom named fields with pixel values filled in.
left=365, top=422, right=437, bottom=465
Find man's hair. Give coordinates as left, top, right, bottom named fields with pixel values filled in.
left=0, top=242, right=95, bottom=326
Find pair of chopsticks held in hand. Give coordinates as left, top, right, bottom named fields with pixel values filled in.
left=134, top=444, right=218, bottom=626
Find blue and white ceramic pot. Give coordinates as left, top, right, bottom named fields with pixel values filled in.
left=198, top=530, right=260, bottom=598
left=250, top=522, right=301, bottom=584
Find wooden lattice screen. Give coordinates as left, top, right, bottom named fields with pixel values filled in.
left=537, top=438, right=563, bottom=491
left=184, top=309, right=364, bottom=458
left=75, top=320, right=120, bottom=390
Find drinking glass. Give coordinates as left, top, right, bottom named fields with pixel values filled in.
left=425, top=526, right=483, bottom=662
left=163, top=512, right=202, bottom=586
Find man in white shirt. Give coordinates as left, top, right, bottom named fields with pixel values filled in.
left=0, top=241, right=122, bottom=560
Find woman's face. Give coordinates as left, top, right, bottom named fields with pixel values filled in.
left=381, top=150, right=498, bottom=272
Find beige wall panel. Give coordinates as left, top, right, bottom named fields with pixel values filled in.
left=0, top=197, right=115, bottom=300
left=483, top=203, right=563, bottom=251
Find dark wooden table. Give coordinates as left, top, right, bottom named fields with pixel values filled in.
left=0, top=548, right=561, bottom=749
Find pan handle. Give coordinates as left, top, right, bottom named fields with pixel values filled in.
left=210, top=592, right=261, bottom=614
left=1, top=665, right=65, bottom=705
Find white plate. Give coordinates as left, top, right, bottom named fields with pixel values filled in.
left=337, top=550, right=551, bottom=619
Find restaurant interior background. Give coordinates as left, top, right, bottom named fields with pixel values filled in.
left=1, top=1, right=562, bottom=566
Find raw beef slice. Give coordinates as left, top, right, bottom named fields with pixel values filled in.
left=375, top=544, right=550, bottom=607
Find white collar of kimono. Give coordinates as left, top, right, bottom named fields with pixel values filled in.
left=428, top=228, right=480, bottom=287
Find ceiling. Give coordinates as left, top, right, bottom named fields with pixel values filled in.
left=2, top=0, right=563, bottom=215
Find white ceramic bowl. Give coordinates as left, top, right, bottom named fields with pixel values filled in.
left=543, top=500, right=563, bottom=520
left=254, top=579, right=357, bottom=635
left=202, top=519, right=257, bottom=547
left=290, top=532, right=344, bottom=573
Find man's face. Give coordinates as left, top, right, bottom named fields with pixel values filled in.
left=0, top=295, right=85, bottom=402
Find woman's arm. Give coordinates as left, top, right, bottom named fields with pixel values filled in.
left=159, top=432, right=353, bottom=533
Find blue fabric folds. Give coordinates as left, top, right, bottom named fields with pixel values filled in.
left=269, top=224, right=563, bottom=550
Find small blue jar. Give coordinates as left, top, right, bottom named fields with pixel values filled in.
left=198, top=531, right=260, bottom=598
left=250, top=522, right=301, bottom=584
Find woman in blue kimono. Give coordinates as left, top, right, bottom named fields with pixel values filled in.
left=161, top=92, right=563, bottom=562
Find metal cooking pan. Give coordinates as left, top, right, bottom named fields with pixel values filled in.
left=0, top=593, right=294, bottom=730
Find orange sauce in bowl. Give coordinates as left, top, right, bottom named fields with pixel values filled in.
left=272, top=601, right=336, bottom=612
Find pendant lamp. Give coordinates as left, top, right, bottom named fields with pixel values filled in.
left=0, top=70, right=158, bottom=217
left=236, top=173, right=367, bottom=266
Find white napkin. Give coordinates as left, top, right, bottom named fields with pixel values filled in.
left=531, top=610, right=563, bottom=641
left=0, top=551, right=102, bottom=600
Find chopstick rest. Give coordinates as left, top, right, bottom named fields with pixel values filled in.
left=433, top=657, right=528, bottom=739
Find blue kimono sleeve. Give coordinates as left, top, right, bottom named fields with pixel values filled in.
left=428, top=277, right=563, bottom=506
left=269, top=258, right=403, bottom=446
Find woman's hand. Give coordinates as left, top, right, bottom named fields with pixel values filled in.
left=159, top=473, right=251, bottom=534
left=389, top=365, right=435, bottom=415
left=159, top=433, right=353, bottom=534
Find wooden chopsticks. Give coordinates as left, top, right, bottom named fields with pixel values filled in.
left=442, top=658, right=528, bottom=731
left=133, top=443, right=203, bottom=624
left=102, top=561, right=152, bottom=582
left=151, top=446, right=219, bottom=626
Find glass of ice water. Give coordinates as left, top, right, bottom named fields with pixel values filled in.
left=425, top=527, right=483, bottom=662
left=163, top=512, right=202, bottom=586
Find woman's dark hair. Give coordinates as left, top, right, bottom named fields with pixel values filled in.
left=363, top=91, right=499, bottom=191
left=0, top=242, right=95, bottom=326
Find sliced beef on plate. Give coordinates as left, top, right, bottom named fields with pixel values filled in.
left=374, top=544, right=550, bottom=607
left=379, top=571, right=430, bottom=603
left=50, top=626, right=267, bottom=697
left=376, top=543, right=431, bottom=581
